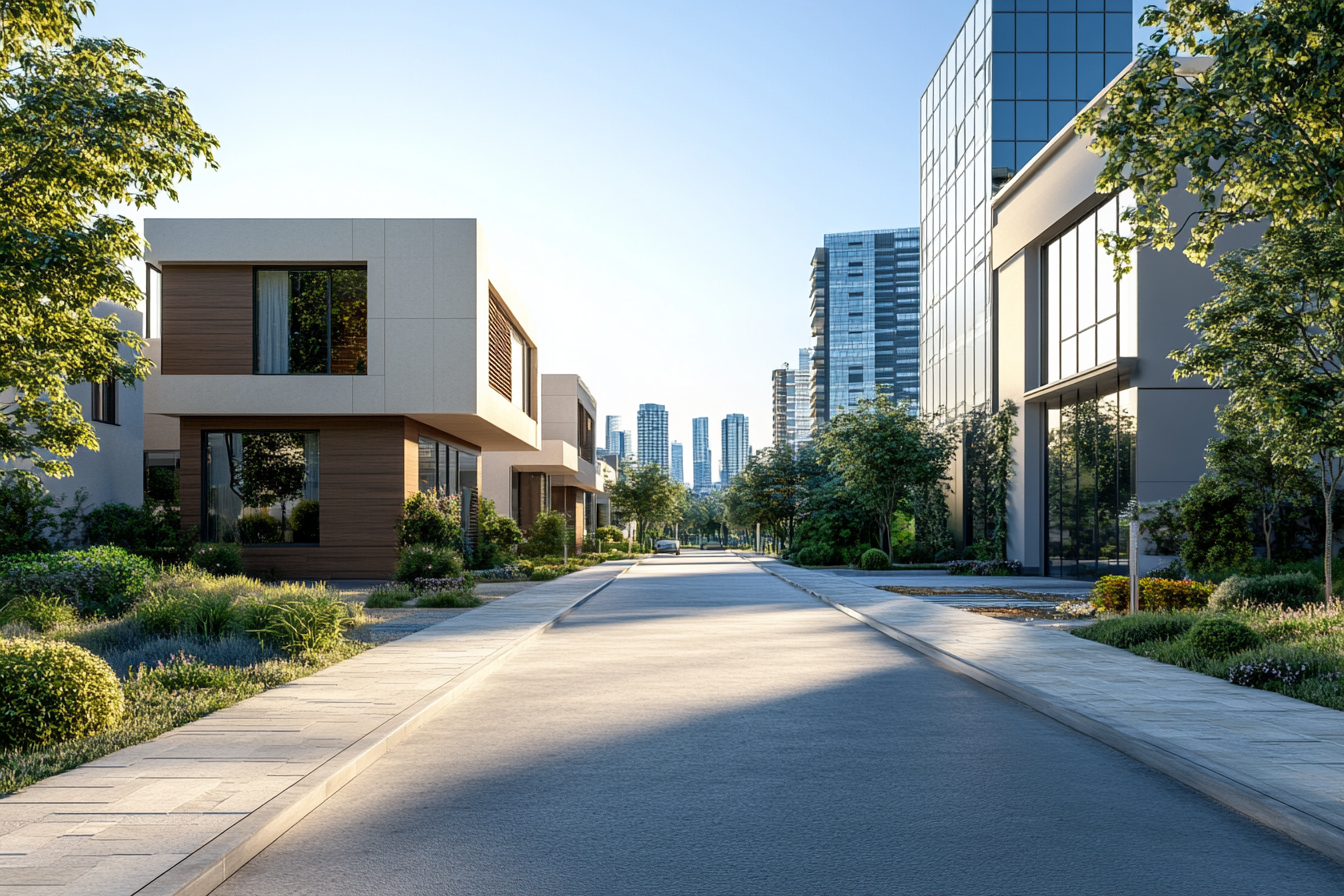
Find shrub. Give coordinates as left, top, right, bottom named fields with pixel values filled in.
left=414, top=577, right=482, bottom=608
left=1226, top=647, right=1343, bottom=689
left=290, top=500, right=320, bottom=543
left=84, top=502, right=195, bottom=564
left=135, top=589, right=240, bottom=639
left=1186, top=616, right=1264, bottom=658
left=521, top=510, right=568, bottom=558
left=191, top=543, right=245, bottom=576
left=595, top=525, right=625, bottom=544
left=472, top=566, right=531, bottom=582
left=365, top=583, right=412, bottom=608
left=0, top=470, right=85, bottom=557
left=242, top=592, right=357, bottom=656
left=1210, top=573, right=1323, bottom=610
left=1, top=546, right=153, bottom=616
left=1145, top=558, right=1187, bottom=581
left=395, top=544, right=465, bottom=584
left=795, top=546, right=831, bottom=567
left=131, top=650, right=248, bottom=691
left=933, top=547, right=959, bottom=563
left=1073, top=611, right=1199, bottom=650
left=0, top=593, right=77, bottom=631
left=237, top=512, right=283, bottom=545
left=530, top=565, right=565, bottom=581
left=0, top=638, right=125, bottom=749
left=1179, top=475, right=1254, bottom=574
left=396, top=492, right=462, bottom=549
left=947, top=559, right=1023, bottom=576
left=1091, top=576, right=1214, bottom=614
left=474, top=498, right=522, bottom=568
left=859, top=549, right=890, bottom=571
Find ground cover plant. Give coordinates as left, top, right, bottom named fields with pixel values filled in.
left=0, top=564, right=371, bottom=794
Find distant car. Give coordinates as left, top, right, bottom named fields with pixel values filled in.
left=700, top=542, right=723, bottom=550
left=654, top=539, right=680, bottom=555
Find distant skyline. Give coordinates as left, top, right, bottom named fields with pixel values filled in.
left=86, top=1, right=1151, bottom=446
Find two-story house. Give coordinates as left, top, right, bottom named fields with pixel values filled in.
left=144, top=218, right=540, bottom=579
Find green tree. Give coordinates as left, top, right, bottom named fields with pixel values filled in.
left=685, top=490, right=726, bottom=543
left=1172, top=223, right=1344, bottom=597
left=722, top=443, right=817, bottom=552
left=1077, top=0, right=1344, bottom=273
left=1179, top=475, right=1256, bottom=573
left=608, top=463, right=686, bottom=544
left=1, top=1, right=218, bottom=476
left=816, top=393, right=954, bottom=563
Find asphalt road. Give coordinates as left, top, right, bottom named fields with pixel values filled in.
left=215, top=554, right=1344, bottom=895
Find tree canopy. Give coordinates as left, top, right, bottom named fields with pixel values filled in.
left=1, top=0, right=218, bottom=475
left=722, top=443, right=822, bottom=552
left=1077, top=0, right=1344, bottom=272
left=606, top=463, right=686, bottom=543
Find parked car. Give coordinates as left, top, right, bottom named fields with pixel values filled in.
left=700, top=542, right=723, bottom=550
left=654, top=539, right=680, bottom=555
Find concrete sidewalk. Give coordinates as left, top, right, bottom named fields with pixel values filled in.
left=0, top=561, right=636, bottom=896
left=747, top=556, right=1344, bottom=866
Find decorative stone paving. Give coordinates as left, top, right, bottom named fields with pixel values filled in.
left=747, top=556, right=1344, bottom=865
left=0, top=561, right=635, bottom=896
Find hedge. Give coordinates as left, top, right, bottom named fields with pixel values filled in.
left=1091, top=575, right=1214, bottom=614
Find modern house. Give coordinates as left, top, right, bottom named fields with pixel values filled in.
left=481, top=374, right=605, bottom=554
left=143, top=218, right=540, bottom=579
left=991, top=88, right=1255, bottom=577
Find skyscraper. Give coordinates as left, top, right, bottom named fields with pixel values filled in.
left=692, top=417, right=712, bottom=492
left=809, top=229, right=921, bottom=427
left=771, top=364, right=792, bottom=448
left=637, top=404, right=669, bottom=470
left=620, top=429, right=635, bottom=463
left=793, top=347, right=813, bottom=445
left=671, top=442, right=684, bottom=485
left=604, top=415, right=622, bottom=453
left=920, top=0, right=1132, bottom=419
left=720, top=413, right=749, bottom=484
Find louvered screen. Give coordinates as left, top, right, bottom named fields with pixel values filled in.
left=487, top=298, right=512, bottom=400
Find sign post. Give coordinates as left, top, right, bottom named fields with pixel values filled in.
left=1129, top=519, right=1140, bottom=615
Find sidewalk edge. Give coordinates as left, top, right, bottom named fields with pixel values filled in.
left=749, top=558, right=1344, bottom=866
left=135, top=562, right=635, bottom=896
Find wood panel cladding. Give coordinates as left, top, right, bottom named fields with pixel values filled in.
left=487, top=297, right=512, bottom=401
left=161, top=266, right=253, bottom=375
left=179, top=415, right=408, bottom=579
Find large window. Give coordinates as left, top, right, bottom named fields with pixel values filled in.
left=90, top=379, right=117, bottom=425
left=204, top=431, right=320, bottom=544
left=254, top=268, right=367, bottom=375
left=1046, top=384, right=1136, bottom=578
left=1042, top=194, right=1137, bottom=384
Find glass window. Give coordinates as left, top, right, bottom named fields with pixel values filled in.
left=1048, top=13, right=1075, bottom=50
left=1077, top=53, right=1104, bottom=98
left=1016, top=100, right=1047, bottom=139
left=1077, top=13, right=1104, bottom=50
left=1105, top=12, right=1131, bottom=51
left=1049, top=53, right=1076, bottom=99
left=1016, top=54, right=1047, bottom=98
left=1017, top=12, right=1048, bottom=48
left=1016, top=140, right=1045, bottom=168
left=993, top=14, right=1014, bottom=51
left=254, top=268, right=367, bottom=375
left=91, top=379, right=117, bottom=425
left=993, top=100, right=1016, bottom=140
left=145, top=266, right=162, bottom=339
left=204, top=431, right=319, bottom=544
left=1048, top=100, right=1077, bottom=136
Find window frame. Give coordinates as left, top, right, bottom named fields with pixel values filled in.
left=91, top=378, right=118, bottom=425
left=252, top=266, right=368, bottom=376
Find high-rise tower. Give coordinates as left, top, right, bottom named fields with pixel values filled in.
left=692, top=417, right=712, bottom=492
left=636, top=404, right=669, bottom=470
left=720, top=414, right=749, bottom=484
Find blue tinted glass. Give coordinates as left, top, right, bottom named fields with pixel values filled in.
left=1049, top=100, right=1077, bottom=135
left=1016, top=101, right=1048, bottom=139
left=993, top=100, right=1016, bottom=139
left=1016, top=13, right=1047, bottom=50
left=1049, top=0, right=1075, bottom=7
left=1078, top=53, right=1104, bottom=97
left=1078, top=13, right=1103, bottom=49
left=1105, top=0, right=1131, bottom=8
left=993, top=140, right=1016, bottom=171
left=1078, top=0, right=1103, bottom=8
left=1017, top=140, right=1046, bottom=168
left=993, top=0, right=1015, bottom=9
left=1049, top=52, right=1077, bottom=98
left=1105, top=52, right=1130, bottom=81
left=993, top=52, right=1016, bottom=96
left=994, top=14, right=1015, bottom=51
left=1048, top=13, right=1075, bottom=50
left=1017, top=53, right=1047, bottom=98
left=1105, top=12, right=1132, bottom=51
left=1017, top=0, right=1047, bottom=9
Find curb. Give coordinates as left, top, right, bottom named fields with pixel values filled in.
left=748, top=558, right=1344, bottom=867
left=139, top=562, right=636, bottom=896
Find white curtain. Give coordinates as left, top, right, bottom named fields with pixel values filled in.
left=303, top=432, right=320, bottom=501
left=257, top=271, right=290, bottom=374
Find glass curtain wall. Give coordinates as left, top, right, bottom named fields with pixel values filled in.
left=204, top=431, right=320, bottom=544
left=1046, top=383, right=1136, bottom=577
left=255, top=268, right=367, bottom=375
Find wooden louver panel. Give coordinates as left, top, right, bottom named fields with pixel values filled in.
left=487, top=298, right=512, bottom=401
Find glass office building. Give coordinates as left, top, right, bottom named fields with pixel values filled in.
left=920, top=0, right=1132, bottom=418
left=637, top=404, right=669, bottom=470
left=692, top=417, right=713, bottom=492
left=720, top=414, right=749, bottom=484
left=810, top=229, right=920, bottom=425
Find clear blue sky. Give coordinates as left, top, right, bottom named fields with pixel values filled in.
left=87, top=0, right=1141, bottom=466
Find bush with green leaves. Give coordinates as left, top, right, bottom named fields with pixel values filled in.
left=364, top=583, right=413, bottom=608
left=0, top=638, right=125, bottom=749
left=530, top=565, right=565, bottom=581
left=1, top=546, right=152, bottom=616
left=1186, top=616, right=1264, bottom=659
left=135, top=590, right=239, bottom=639
left=395, top=544, right=465, bottom=584
left=595, top=525, right=625, bottom=544
left=473, top=498, right=522, bottom=568
left=237, top=512, right=282, bottom=545
left=1074, top=612, right=1199, bottom=650
left=190, top=543, right=244, bottom=576
left=290, top=500, right=319, bottom=544
left=242, top=592, right=358, bottom=656
left=521, top=510, right=568, bottom=558
left=0, top=593, right=77, bottom=631
left=1210, top=573, right=1323, bottom=610
left=1179, top=476, right=1255, bottom=574
left=1091, top=576, right=1214, bottom=614
left=413, top=577, right=482, bottom=608
left=0, top=470, right=85, bottom=557
left=83, top=502, right=196, bottom=564
left=933, top=547, right=959, bottom=563
left=859, top=548, right=890, bottom=571
left=396, top=492, right=462, bottom=550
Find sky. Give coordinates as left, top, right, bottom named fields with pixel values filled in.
left=85, top=0, right=1142, bottom=475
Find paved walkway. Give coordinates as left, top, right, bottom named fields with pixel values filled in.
left=212, top=554, right=1344, bottom=895
left=0, top=562, right=633, bottom=896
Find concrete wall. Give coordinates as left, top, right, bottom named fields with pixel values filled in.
left=143, top=218, right=539, bottom=452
